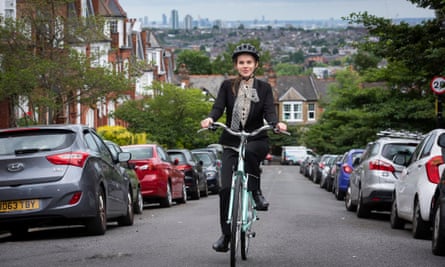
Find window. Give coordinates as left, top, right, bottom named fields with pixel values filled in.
left=282, top=102, right=302, bottom=122
left=108, top=20, right=118, bottom=33
left=308, top=103, right=316, bottom=121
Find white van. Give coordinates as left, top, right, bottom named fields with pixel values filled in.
left=281, top=146, right=316, bottom=165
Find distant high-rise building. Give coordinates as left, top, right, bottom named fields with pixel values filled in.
left=162, top=14, right=167, bottom=25
left=171, top=9, right=179, bottom=30
left=184, top=14, right=193, bottom=31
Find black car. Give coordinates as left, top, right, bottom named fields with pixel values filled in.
left=167, top=149, right=208, bottom=200
left=191, top=149, right=222, bottom=194
left=105, top=140, right=144, bottom=214
left=0, top=124, right=134, bottom=237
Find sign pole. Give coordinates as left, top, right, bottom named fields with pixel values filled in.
left=431, top=76, right=445, bottom=128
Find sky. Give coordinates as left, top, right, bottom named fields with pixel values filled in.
left=120, top=0, right=436, bottom=22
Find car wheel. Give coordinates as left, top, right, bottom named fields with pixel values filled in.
left=201, top=181, right=209, bottom=197
left=432, top=202, right=445, bottom=255
left=412, top=200, right=431, bottom=239
left=134, top=188, right=144, bottom=214
left=335, top=185, right=344, bottom=200
left=10, top=225, right=29, bottom=239
left=345, top=185, right=356, bottom=212
left=191, top=178, right=201, bottom=200
left=176, top=183, right=187, bottom=204
left=160, top=183, right=173, bottom=207
left=86, top=188, right=107, bottom=235
left=118, top=190, right=134, bottom=226
left=356, top=189, right=370, bottom=218
left=390, top=195, right=405, bottom=229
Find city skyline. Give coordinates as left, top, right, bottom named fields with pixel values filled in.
left=122, top=0, right=436, bottom=22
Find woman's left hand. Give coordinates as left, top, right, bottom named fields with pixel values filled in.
left=276, top=122, right=287, bottom=132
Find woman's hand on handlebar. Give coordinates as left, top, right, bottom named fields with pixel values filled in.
left=276, top=122, right=287, bottom=132
left=201, top=117, right=213, bottom=128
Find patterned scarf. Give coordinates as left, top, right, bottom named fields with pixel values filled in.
left=231, top=78, right=260, bottom=130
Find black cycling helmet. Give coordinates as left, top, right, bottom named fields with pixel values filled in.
left=232, top=43, right=260, bottom=62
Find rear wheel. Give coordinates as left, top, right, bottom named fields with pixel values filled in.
left=176, top=183, right=187, bottom=204
left=230, top=175, right=242, bottom=267
left=432, top=202, right=445, bottom=255
left=86, top=188, right=107, bottom=235
left=191, top=178, right=201, bottom=200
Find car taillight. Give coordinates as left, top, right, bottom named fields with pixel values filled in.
left=342, top=164, right=353, bottom=174
left=368, top=159, right=395, bottom=172
left=425, top=155, right=443, bottom=184
left=69, top=192, right=82, bottom=205
left=319, top=162, right=325, bottom=169
left=46, top=152, right=89, bottom=167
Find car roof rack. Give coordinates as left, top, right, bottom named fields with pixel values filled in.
left=376, top=129, right=424, bottom=140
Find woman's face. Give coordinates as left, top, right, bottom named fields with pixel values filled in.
left=234, top=53, right=258, bottom=79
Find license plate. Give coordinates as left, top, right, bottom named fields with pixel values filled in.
left=0, top=199, right=40, bottom=213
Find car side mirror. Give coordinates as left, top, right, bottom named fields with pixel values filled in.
left=173, top=158, right=179, bottom=165
left=352, top=157, right=360, bottom=168
left=118, top=152, right=131, bottom=162
left=438, top=133, right=445, bottom=148
left=199, top=160, right=203, bottom=166
left=393, top=152, right=409, bottom=166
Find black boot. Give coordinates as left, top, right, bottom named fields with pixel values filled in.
left=212, top=235, right=230, bottom=252
left=253, top=190, right=269, bottom=211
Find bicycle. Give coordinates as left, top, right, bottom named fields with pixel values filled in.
left=199, top=121, right=289, bottom=267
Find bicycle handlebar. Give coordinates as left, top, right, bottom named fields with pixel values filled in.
left=198, top=121, right=291, bottom=136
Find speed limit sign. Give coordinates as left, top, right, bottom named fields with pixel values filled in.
left=431, top=76, right=445, bottom=94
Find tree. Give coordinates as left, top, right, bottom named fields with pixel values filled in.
left=0, top=0, right=132, bottom=125
left=113, top=82, right=217, bottom=149
left=302, top=69, right=436, bottom=154
left=175, top=49, right=212, bottom=74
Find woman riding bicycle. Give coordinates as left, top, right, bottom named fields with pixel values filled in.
left=200, top=43, right=287, bottom=252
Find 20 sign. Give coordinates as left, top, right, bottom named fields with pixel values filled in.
left=431, top=76, right=445, bottom=95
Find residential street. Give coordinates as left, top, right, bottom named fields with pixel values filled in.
left=0, top=165, right=443, bottom=267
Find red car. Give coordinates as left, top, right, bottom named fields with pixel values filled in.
left=121, top=144, right=187, bottom=207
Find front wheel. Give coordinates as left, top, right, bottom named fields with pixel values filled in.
left=412, top=200, right=430, bottom=239
left=230, top=175, right=242, bottom=267
left=241, top=192, right=255, bottom=260
left=345, top=185, right=356, bottom=212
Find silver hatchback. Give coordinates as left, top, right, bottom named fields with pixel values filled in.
left=0, top=124, right=134, bottom=237
left=346, top=130, right=421, bottom=218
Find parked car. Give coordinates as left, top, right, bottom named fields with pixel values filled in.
left=0, top=124, right=134, bottom=237
left=281, top=146, right=316, bottom=165
left=121, top=144, right=187, bottom=207
left=346, top=131, right=421, bottom=218
left=319, top=155, right=339, bottom=190
left=191, top=149, right=222, bottom=194
left=311, top=154, right=335, bottom=184
left=105, top=140, right=143, bottom=214
left=432, top=132, right=445, bottom=255
left=390, top=129, right=445, bottom=239
left=167, top=149, right=208, bottom=200
left=325, top=154, right=343, bottom=192
left=300, top=154, right=316, bottom=177
left=333, top=149, right=364, bottom=200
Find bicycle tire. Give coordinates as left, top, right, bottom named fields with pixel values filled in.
left=230, top=174, right=242, bottom=267
left=241, top=192, right=253, bottom=260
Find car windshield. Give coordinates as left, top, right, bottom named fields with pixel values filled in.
left=123, top=147, right=153, bottom=160
left=193, top=153, right=212, bottom=167
left=168, top=152, right=186, bottom=164
left=381, top=143, right=417, bottom=161
left=0, top=130, right=75, bottom=156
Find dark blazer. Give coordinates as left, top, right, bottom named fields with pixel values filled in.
left=208, top=78, right=278, bottom=147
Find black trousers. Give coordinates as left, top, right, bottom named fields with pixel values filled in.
left=218, top=139, right=269, bottom=236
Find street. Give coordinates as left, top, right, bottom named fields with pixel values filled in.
left=1, top=165, right=444, bottom=267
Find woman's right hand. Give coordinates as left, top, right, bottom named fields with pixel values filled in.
left=200, top=117, right=213, bottom=128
